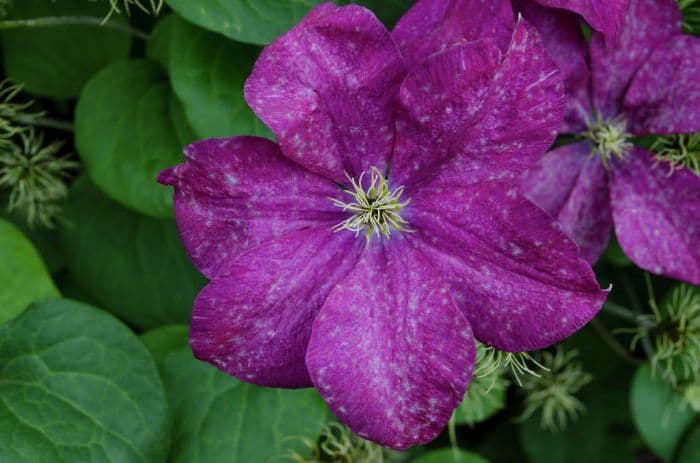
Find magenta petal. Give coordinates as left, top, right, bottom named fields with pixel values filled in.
left=516, top=0, right=591, bottom=132
left=392, top=20, right=564, bottom=188
left=590, top=0, right=681, bottom=117
left=410, top=181, right=607, bottom=351
left=519, top=142, right=613, bottom=264
left=624, top=35, right=700, bottom=135
left=190, top=227, right=364, bottom=388
left=244, top=3, right=405, bottom=184
left=158, top=136, right=342, bottom=279
left=391, top=0, right=514, bottom=69
left=533, top=0, right=628, bottom=45
left=306, top=240, right=475, bottom=449
left=610, top=148, right=700, bottom=284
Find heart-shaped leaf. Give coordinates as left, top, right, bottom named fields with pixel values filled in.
left=0, top=0, right=131, bottom=99
left=165, top=15, right=271, bottom=139
left=58, top=177, right=205, bottom=330
left=75, top=59, right=195, bottom=218
left=164, top=347, right=329, bottom=462
left=0, top=218, right=59, bottom=324
left=0, top=299, right=170, bottom=462
left=164, top=0, right=325, bottom=45
left=630, top=366, right=697, bottom=462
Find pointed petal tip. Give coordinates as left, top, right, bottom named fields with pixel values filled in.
left=157, top=167, right=177, bottom=186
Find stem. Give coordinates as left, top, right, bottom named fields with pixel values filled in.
left=603, top=301, right=641, bottom=323
left=448, top=413, right=459, bottom=461
left=590, top=318, right=643, bottom=366
left=0, top=16, right=149, bottom=40
left=8, top=114, right=73, bottom=132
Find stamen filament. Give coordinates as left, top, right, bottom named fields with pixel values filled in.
left=330, top=166, right=412, bottom=243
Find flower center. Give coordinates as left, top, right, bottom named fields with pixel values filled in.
left=330, top=166, right=411, bottom=242
left=583, top=114, right=633, bottom=168
left=651, top=133, right=700, bottom=177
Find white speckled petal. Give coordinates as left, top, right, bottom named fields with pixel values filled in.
left=610, top=148, right=700, bottom=284
left=516, top=0, right=591, bottom=132
left=590, top=0, right=681, bottom=117
left=306, top=239, right=475, bottom=450
left=190, top=226, right=364, bottom=388
left=157, top=136, right=344, bottom=279
left=244, top=3, right=405, bottom=184
left=391, top=0, right=514, bottom=69
left=532, top=0, right=628, bottom=45
left=409, top=180, right=607, bottom=352
left=519, top=142, right=613, bottom=264
left=623, top=35, right=700, bottom=135
left=392, top=20, right=565, bottom=189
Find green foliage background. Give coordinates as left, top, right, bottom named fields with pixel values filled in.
left=0, top=1, right=698, bottom=462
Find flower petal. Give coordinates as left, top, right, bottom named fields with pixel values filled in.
left=623, top=35, right=700, bottom=135
left=516, top=0, right=591, bottom=131
left=244, top=3, right=405, bottom=184
left=306, top=239, right=475, bottom=449
left=158, top=136, right=343, bottom=279
left=590, top=0, right=681, bottom=117
left=519, top=142, right=613, bottom=264
left=190, top=227, right=364, bottom=388
left=409, top=180, right=607, bottom=351
left=391, top=0, right=514, bottom=69
left=392, top=20, right=565, bottom=188
left=609, top=148, right=700, bottom=284
left=532, top=0, right=628, bottom=45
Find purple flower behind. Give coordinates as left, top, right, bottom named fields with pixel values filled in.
left=159, top=2, right=607, bottom=449
left=392, top=0, right=628, bottom=72
left=518, top=0, right=700, bottom=284
left=530, top=0, right=629, bottom=44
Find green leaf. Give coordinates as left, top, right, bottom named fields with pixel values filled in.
left=678, top=422, right=700, bottom=463
left=75, top=59, right=196, bottom=218
left=0, top=193, right=66, bottom=274
left=166, top=15, right=271, bottom=139
left=0, top=218, right=59, bottom=324
left=164, top=0, right=325, bottom=45
left=412, top=448, right=489, bottom=463
left=342, top=0, right=413, bottom=27
left=58, top=177, right=206, bottom=330
left=630, top=366, right=697, bottom=462
left=0, top=299, right=169, bottom=462
left=0, top=0, right=131, bottom=99
left=146, top=14, right=176, bottom=70
left=140, top=324, right=189, bottom=374
left=454, top=373, right=507, bottom=426
left=164, top=347, right=329, bottom=462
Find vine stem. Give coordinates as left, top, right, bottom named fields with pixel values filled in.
left=590, top=318, right=643, bottom=366
left=0, top=16, right=149, bottom=40
left=6, top=114, right=74, bottom=132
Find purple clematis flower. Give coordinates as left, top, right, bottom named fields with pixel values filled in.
left=392, top=0, right=628, bottom=72
left=528, top=0, right=629, bottom=44
left=518, top=0, right=700, bottom=284
left=158, top=3, right=607, bottom=449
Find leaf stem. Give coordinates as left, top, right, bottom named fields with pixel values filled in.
left=448, top=413, right=460, bottom=461
left=590, top=318, right=643, bottom=366
left=0, top=16, right=149, bottom=40
left=603, top=301, right=641, bottom=322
